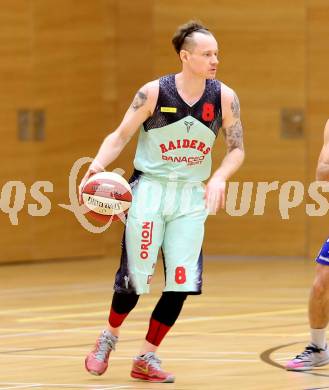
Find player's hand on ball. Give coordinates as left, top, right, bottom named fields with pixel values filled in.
left=205, top=176, right=226, bottom=214
left=78, top=169, right=97, bottom=205
left=78, top=160, right=105, bottom=205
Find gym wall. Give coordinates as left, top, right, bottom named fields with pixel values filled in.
left=0, top=0, right=327, bottom=263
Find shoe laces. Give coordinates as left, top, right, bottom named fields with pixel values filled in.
left=143, top=352, right=162, bottom=370
left=95, top=331, right=116, bottom=361
left=296, top=344, right=323, bottom=359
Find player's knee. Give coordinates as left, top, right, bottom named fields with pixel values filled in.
left=111, top=291, right=139, bottom=314
left=152, top=292, right=188, bottom=326
left=163, top=291, right=188, bottom=303
left=313, top=279, right=326, bottom=298
left=312, top=270, right=329, bottom=298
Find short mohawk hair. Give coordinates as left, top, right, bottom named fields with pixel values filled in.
left=172, top=20, right=211, bottom=54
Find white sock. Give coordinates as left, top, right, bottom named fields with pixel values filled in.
left=310, top=328, right=327, bottom=349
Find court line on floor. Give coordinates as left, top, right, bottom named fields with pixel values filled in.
left=0, top=385, right=39, bottom=390
left=0, top=354, right=260, bottom=363
left=0, top=326, right=101, bottom=339
left=16, top=302, right=208, bottom=323
left=0, top=384, right=131, bottom=390
left=0, top=328, right=42, bottom=332
left=17, top=306, right=307, bottom=324
left=0, top=302, right=109, bottom=316
left=1, top=300, right=205, bottom=316
left=210, top=332, right=310, bottom=337
left=178, top=307, right=307, bottom=322
left=0, top=328, right=311, bottom=339
left=0, top=287, right=112, bottom=300
left=18, top=311, right=111, bottom=323
left=0, top=282, right=112, bottom=295
left=1, top=347, right=259, bottom=355
left=118, top=330, right=310, bottom=337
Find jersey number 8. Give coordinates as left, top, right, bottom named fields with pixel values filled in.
left=202, top=102, right=215, bottom=122
left=175, top=266, right=186, bottom=284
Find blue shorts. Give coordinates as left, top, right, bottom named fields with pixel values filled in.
left=316, top=239, right=329, bottom=265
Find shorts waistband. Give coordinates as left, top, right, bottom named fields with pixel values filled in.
left=142, top=173, right=204, bottom=184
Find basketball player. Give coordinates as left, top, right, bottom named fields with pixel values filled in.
left=80, top=21, right=244, bottom=382
left=286, top=119, right=329, bottom=371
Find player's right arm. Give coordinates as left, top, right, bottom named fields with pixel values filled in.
left=79, top=81, right=158, bottom=198
left=316, top=120, right=329, bottom=181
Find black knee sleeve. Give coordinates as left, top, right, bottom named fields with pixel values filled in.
left=111, top=291, right=139, bottom=314
left=151, top=292, right=188, bottom=326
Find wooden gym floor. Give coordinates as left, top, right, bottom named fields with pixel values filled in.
left=1, top=256, right=329, bottom=390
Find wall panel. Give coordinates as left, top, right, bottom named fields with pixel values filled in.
left=1, top=1, right=328, bottom=263
left=28, top=0, right=119, bottom=260
left=0, top=0, right=34, bottom=262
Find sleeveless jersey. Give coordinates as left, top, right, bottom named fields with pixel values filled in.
left=133, top=74, right=222, bottom=182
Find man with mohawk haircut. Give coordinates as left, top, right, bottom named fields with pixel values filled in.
left=80, top=20, right=244, bottom=383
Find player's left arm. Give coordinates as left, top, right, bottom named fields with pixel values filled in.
left=205, top=87, right=245, bottom=213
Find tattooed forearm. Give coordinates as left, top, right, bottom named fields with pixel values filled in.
left=231, top=93, right=240, bottom=119
left=131, top=89, right=148, bottom=111
left=222, top=120, right=244, bottom=152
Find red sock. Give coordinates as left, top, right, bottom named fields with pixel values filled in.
left=108, top=307, right=129, bottom=328
left=145, top=318, right=171, bottom=346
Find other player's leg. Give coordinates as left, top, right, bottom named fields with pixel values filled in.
left=286, top=240, right=329, bottom=370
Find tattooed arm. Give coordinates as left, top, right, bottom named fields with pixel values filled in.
left=219, top=89, right=245, bottom=171
left=205, top=86, right=245, bottom=213
left=131, top=90, right=148, bottom=111
left=78, top=81, right=158, bottom=199
left=85, top=81, right=158, bottom=173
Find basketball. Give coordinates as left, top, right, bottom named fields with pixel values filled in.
left=81, top=171, right=132, bottom=222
